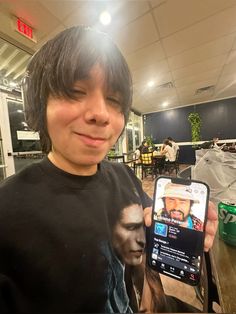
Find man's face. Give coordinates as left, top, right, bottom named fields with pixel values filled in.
left=112, top=204, right=145, bottom=266
left=46, top=64, right=125, bottom=175
left=164, top=197, right=191, bottom=221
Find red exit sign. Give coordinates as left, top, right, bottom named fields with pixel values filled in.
left=14, top=17, right=36, bottom=42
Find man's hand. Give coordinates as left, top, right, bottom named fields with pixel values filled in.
left=143, top=201, right=218, bottom=252
left=204, top=201, right=218, bottom=251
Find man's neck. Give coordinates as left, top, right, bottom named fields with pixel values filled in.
left=48, top=152, right=98, bottom=176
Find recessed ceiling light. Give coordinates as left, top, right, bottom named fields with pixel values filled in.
left=147, top=80, right=154, bottom=87
left=99, top=11, right=111, bottom=25
left=162, top=101, right=168, bottom=107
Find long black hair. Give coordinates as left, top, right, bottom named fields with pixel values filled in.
left=22, top=26, right=133, bottom=153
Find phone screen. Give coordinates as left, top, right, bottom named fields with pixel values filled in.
left=147, top=176, right=209, bottom=286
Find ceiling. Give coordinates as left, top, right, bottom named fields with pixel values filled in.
left=1, top=0, right=236, bottom=114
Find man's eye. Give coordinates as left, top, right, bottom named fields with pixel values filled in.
left=107, top=96, right=121, bottom=106
left=127, top=226, right=136, bottom=231
left=125, top=224, right=139, bottom=231
left=71, top=89, right=86, bottom=95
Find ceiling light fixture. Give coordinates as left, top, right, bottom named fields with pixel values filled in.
left=99, top=11, right=111, bottom=25
left=147, top=80, right=154, bottom=87
left=162, top=101, right=168, bottom=107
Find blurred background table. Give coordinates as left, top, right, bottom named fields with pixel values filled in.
left=210, top=232, right=236, bottom=313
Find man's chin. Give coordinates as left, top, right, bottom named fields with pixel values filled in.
left=170, top=211, right=184, bottom=221
left=126, top=256, right=143, bottom=266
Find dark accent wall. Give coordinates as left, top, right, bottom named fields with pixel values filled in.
left=143, top=97, right=236, bottom=143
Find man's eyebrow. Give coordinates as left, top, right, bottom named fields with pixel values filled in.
left=122, top=222, right=143, bottom=227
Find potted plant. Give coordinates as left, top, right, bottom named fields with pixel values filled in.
left=188, top=112, right=202, bottom=145
left=145, top=135, right=155, bottom=151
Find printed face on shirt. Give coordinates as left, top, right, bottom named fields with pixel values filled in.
left=164, top=197, right=191, bottom=221
left=46, top=64, right=125, bottom=175
left=112, top=204, right=145, bottom=266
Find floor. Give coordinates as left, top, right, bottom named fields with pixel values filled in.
left=141, top=164, right=203, bottom=311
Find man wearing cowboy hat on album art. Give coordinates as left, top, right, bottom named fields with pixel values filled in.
left=155, top=183, right=204, bottom=231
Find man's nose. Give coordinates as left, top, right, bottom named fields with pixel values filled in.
left=84, top=92, right=110, bottom=125
left=137, top=228, right=146, bottom=247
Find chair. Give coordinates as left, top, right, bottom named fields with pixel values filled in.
left=107, top=155, right=125, bottom=163
left=140, top=152, right=156, bottom=180
left=123, top=151, right=137, bottom=172
left=177, top=165, right=192, bottom=179
left=164, top=149, right=180, bottom=175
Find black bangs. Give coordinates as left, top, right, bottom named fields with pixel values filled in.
left=44, top=27, right=132, bottom=119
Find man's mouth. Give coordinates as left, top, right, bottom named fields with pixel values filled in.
left=170, top=210, right=184, bottom=221
left=130, top=250, right=144, bottom=257
left=74, top=132, right=107, bottom=147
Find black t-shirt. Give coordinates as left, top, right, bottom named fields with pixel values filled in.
left=0, top=157, right=151, bottom=313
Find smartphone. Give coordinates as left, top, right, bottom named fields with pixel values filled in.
left=147, top=176, right=209, bottom=286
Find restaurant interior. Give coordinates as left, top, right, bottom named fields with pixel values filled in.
left=0, top=1, right=235, bottom=313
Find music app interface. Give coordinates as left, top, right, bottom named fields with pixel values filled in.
left=149, top=177, right=208, bottom=285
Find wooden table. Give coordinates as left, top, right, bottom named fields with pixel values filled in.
left=210, top=232, right=236, bottom=313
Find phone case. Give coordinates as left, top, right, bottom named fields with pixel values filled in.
left=147, top=176, right=209, bottom=286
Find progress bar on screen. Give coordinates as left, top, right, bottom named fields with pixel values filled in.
left=163, top=271, right=181, bottom=279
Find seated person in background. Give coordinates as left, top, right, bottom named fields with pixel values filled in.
left=135, top=140, right=149, bottom=162
left=160, top=139, right=175, bottom=162
left=138, top=140, right=149, bottom=154
left=229, top=142, right=236, bottom=150
left=201, top=137, right=224, bottom=150
left=212, top=137, right=219, bottom=148
left=167, top=136, right=179, bottom=159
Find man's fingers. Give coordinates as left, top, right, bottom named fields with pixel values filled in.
left=144, top=207, right=152, bottom=227
left=205, top=219, right=218, bottom=236
left=204, top=201, right=218, bottom=251
left=207, top=201, right=218, bottom=221
left=204, top=233, right=214, bottom=252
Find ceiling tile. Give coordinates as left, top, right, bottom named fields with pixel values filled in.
left=174, top=68, right=221, bottom=88
left=153, top=0, right=236, bottom=38
left=172, top=54, right=227, bottom=80
left=168, top=33, right=236, bottom=71
left=225, top=49, right=236, bottom=65
left=177, top=78, right=217, bottom=98
left=132, top=59, right=170, bottom=84
left=126, top=41, right=166, bottom=71
left=162, top=5, right=236, bottom=57
left=114, top=13, right=159, bottom=54
left=221, top=59, right=236, bottom=77
left=39, top=0, right=82, bottom=21
left=149, top=0, right=166, bottom=9
left=33, top=24, right=66, bottom=51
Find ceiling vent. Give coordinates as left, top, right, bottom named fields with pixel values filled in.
left=195, top=85, right=215, bottom=95
left=157, top=81, right=174, bottom=89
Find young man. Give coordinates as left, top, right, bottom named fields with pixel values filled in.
left=160, top=139, right=175, bottom=162
left=0, top=26, right=217, bottom=313
left=167, top=136, right=179, bottom=160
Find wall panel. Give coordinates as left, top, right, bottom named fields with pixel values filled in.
left=144, top=97, right=236, bottom=143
